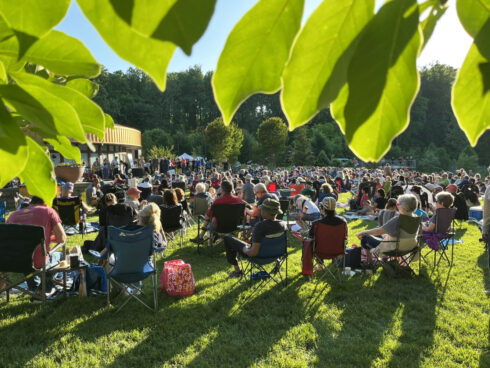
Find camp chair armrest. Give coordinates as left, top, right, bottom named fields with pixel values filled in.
left=89, top=249, right=107, bottom=260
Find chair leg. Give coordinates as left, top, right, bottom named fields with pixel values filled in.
left=152, top=272, right=158, bottom=311
left=107, top=278, right=111, bottom=307
left=180, top=230, right=183, bottom=248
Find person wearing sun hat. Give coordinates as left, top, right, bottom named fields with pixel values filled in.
left=223, top=198, right=287, bottom=278
left=308, top=196, right=347, bottom=239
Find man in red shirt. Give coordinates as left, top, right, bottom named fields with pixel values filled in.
left=7, top=196, right=66, bottom=290
left=190, top=180, right=243, bottom=244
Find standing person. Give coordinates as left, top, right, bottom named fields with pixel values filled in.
left=92, top=158, right=102, bottom=178
left=7, top=196, right=67, bottom=291
left=103, top=158, right=111, bottom=179
left=241, top=174, right=256, bottom=204
left=111, top=156, right=119, bottom=178
left=483, top=183, right=490, bottom=294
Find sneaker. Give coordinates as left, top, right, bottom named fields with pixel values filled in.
left=229, top=270, right=243, bottom=278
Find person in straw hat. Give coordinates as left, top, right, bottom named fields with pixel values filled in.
left=223, top=198, right=287, bottom=278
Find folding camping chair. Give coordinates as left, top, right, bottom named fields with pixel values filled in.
left=52, top=197, right=86, bottom=236
left=312, top=221, right=347, bottom=281
left=198, top=203, right=248, bottom=253
left=239, top=231, right=288, bottom=286
left=421, top=208, right=456, bottom=267
left=159, top=204, right=185, bottom=247
left=0, top=224, right=47, bottom=306
left=0, top=201, right=8, bottom=223
left=105, top=225, right=158, bottom=312
left=180, top=199, right=196, bottom=229
left=375, top=215, right=422, bottom=276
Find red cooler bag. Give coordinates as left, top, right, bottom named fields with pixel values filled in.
left=161, top=259, right=195, bottom=296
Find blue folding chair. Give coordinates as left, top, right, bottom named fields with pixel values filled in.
left=239, top=231, right=288, bottom=286
left=106, top=225, right=158, bottom=312
left=0, top=201, right=9, bottom=223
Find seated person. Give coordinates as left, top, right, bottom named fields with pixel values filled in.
left=294, top=194, right=321, bottom=231
left=301, top=182, right=316, bottom=200
left=308, top=197, right=347, bottom=239
left=161, top=189, right=179, bottom=208
left=244, top=183, right=279, bottom=223
left=422, top=191, right=454, bottom=233
left=190, top=181, right=243, bottom=244
left=357, top=194, right=418, bottom=265
left=85, top=178, right=102, bottom=207
left=190, top=182, right=213, bottom=211
left=147, top=190, right=164, bottom=206
left=138, top=203, right=167, bottom=250
left=372, top=188, right=388, bottom=213
left=124, top=187, right=146, bottom=213
left=316, top=183, right=337, bottom=204
left=223, top=198, right=287, bottom=278
left=113, top=174, right=126, bottom=185
left=60, top=182, right=94, bottom=214
left=7, top=196, right=66, bottom=292
left=378, top=198, right=398, bottom=226
left=174, top=187, right=191, bottom=215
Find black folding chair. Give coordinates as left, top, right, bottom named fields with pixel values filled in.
left=159, top=204, right=185, bottom=247
left=52, top=197, right=86, bottom=236
left=0, top=224, right=47, bottom=307
left=200, top=203, right=248, bottom=253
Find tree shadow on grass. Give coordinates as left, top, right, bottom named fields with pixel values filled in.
left=308, top=269, right=437, bottom=368
left=0, top=296, right=103, bottom=367
left=68, top=273, right=308, bottom=368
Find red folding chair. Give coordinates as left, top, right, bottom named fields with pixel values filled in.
left=313, top=221, right=347, bottom=281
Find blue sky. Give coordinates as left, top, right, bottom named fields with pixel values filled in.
left=56, top=0, right=472, bottom=73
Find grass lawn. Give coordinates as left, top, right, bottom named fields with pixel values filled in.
left=0, top=194, right=488, bottom=368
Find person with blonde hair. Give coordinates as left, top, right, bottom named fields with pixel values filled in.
left=138, top=203, right=167, bottom=249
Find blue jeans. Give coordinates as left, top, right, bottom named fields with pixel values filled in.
left=26, top=252, right=64, bottom=290
left=361, top=234, right=382, bottom=250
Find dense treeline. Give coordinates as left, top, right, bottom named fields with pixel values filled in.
left=93, top=63, right=489, bottom=172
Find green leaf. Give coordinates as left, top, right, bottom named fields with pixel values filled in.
left=45, top=136, right=82, bottom=163
left=10, top=72, right=87, bottom=143
left=281, top=0, right=374, bottom=130
left=151, top=0, right=217, bottom=55
left=11, top=71, right=105, bottom=140
left=19, top=136, right=56, bottom=206
left=104, top=113, right=114, bottom=129
left=331, top=0, right=421, bottom=162
left=213, top=0, right=304, bottom=125
left=0, top=0, right=70, bottom=56
left=25, top=31, right=101, bottom=77
left=0, top=84, right=57, bottom=138
left=77, top=0, right=176, bottom=91
left=66, top=78, right=99, bottom=98
left=452, top=22, right=490, bottom=146
left=420, top=2, right=447, bottom=50
left=0, top=59, right=5, bottom=82
left=456, top=0, right=490, bottom=38
left=0, top=103, right=28, bottom=187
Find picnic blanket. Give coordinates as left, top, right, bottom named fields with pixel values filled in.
left=64, top=222, right=100, bottom=235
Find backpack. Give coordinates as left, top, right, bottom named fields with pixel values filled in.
left=74, top=265, right=107, bottom=294
left=452, top=192, right=469, bottom=221
left=343, top=246, right=361, bottom=268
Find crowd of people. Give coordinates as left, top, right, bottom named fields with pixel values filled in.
left=2, top=161, right=490, bottom=297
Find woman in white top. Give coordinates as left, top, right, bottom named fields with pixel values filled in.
left=295, top=194, right=321, bottom=231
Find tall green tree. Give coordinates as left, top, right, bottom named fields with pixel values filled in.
left=204, top=118, right=243, bottom=163
left=457, top=146, right=480, bottom=173
left=256, top=117, right=288, bottom=165
left=292, top=127, right=312, bottom=165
